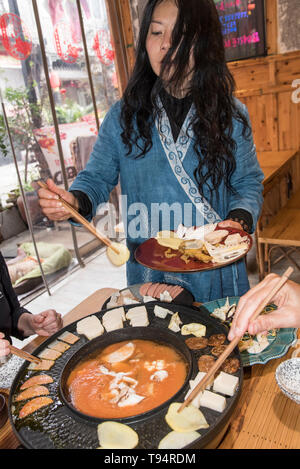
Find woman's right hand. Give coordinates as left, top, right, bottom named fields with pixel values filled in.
left=38, top=179, right=79, bottom=221
left=0, top=333, right=11, bottom=358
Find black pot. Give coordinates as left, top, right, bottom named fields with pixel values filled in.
left=59, top=326, right=193, bottom=425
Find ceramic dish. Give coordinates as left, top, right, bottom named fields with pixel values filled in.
left=275, top=358, right=300, bottom=404
left=135, top=228, right=252, bottom=273
left=200, top=297, right=298, bottom=367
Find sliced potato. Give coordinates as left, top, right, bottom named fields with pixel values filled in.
left=181, top=323, right=206, bottom=338
left=97, top=421, right=139, bottom=449
left=165, top=403, right=209, bottom=433
left=158, top=430, right=200, bottom=449
left=107, top=242, right=130, bottom=266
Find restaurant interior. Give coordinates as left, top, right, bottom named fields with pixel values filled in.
left=0, top=0, right=299, bottom=451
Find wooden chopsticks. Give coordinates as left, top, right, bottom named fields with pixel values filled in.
left=38, top=181, right=119, bottom=254
left=9, top=345, right=42, bottom=365
left=178, top=266, right=294, bottom=413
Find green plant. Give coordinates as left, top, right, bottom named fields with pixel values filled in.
left=55, top=100, right=93, bottom=124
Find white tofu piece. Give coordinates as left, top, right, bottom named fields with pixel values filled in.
left=76, top=315, right=104, bottom=340
left=123, top=297, right=139, bottom=305
left=184, top=387, right=202, bottom=409
left=159, top=290, right=173, bottom=302
left=102, top=307, right=125, bottom=324
left=168, top=312, right=182, bottom=332
left=103, top=318, right=124, bottom=332
left=130, top=312, right=149, bottom=328
left=154, top=305, right=173, bottom=319
left=199, top=390, right=226, bottom=413
left=143, top=296, right=156, bottom=303
left=213, top=371, right=239, bottom=396
left=190, top=372, right=212, bottom=390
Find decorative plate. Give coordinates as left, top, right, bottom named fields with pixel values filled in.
left=134, top=228, right=252, bottom=273
left=200, top=297, right=298, bottom=367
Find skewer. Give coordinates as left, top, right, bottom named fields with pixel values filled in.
left=37, top=181, right=120, bottom=255
left=178, top=266, right=294, bottom=413
left=9, top=345, right=42, bottom=365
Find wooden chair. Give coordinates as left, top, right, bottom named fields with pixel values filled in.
left=256, top=188, right=300, bottom=279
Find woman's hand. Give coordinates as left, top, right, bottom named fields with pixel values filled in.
left=38, top=178, right=78, bottom=221
left=228, top=274, right=300, bottom=340
left=0, top=333, right=11, bottom=358
left=18, top=310, right=63, bottom=338
left=218, top=220, right=243, bottom=231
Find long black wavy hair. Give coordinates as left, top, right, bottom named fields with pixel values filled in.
left=120, top=0, right=250, bottom=199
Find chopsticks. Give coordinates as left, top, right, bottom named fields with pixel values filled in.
left=178, top=266, right=294, bottom=413
left=9, top=345, right=42, bottom=365
left=37, top=181, right=119, bottom=254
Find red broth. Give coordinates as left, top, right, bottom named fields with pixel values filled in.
left=66, top=339, right=187, bottom=419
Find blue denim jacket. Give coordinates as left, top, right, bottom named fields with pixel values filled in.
left=70, top=99, right=264, bottom=302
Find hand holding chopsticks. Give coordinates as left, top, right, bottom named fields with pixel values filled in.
left=178, top=266, right=294, bottom=413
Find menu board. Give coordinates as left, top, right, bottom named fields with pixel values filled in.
left=214, top=0, right=267, bottom=62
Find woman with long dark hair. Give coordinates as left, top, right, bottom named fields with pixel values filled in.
left=38, top=0, right=264, bottom=302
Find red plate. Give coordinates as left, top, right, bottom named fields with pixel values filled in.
left=134, top=228, right=253, bottom=273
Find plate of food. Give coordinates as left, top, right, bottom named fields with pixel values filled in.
left=8, top=302, right=243, bottom=449
left=134, top=224, right=252, bottom=273
left=200, top=297, right=298, bottom=367
left=102, top=282, right=195, bottom=310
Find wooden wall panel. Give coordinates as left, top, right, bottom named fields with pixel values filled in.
left=230, top=51, right=300, bottom=152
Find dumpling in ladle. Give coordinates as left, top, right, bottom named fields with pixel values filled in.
left=107, top=242, right=130, bottom=266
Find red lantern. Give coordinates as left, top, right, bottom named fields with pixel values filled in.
left=50, top=71, right=61, bottom=89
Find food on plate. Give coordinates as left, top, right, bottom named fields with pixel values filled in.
left=211, top=345, right=227, bottom=357
left=106, top=242, right=130, bottom=267
left=181, top=323, right=206, bottom=338
left=158, top=430, right=200, bottom=449
left=208, top=334, right=226, bottom=347
left=211, top=297, right=236, bottom=321
left=245, top=333, right=270, bottom=354
left=58, top=331, right=80, bottom=345
left=213, top=371, right=239, bottom=396
left=102, top=307, right=125, bottom=332
left=168, top=312, right=182, bottom=332
left=28, top=359, right=55, bottom=371
left=198, top=390, right=226, bottom=413
left=160, top=290, right=173, bottom=302
left=38, top=348, right=62, bottom=361
left=224, top=233, right=248, bottom=246
left=205, top=240, right=248, bottom=264
left=97, top=421, right=139, bottom=449
left=76, top=315, right=104, bottom=340
left=66, top=339, right=187, bottom=419
left=156, top=231, right=183, bottom=250
left=20, top=374, right=54, bottom=390
left=15, top=385, right=50, bottom=402
left=102, top=342, right=135, bottom=364
left=176, top=223, right=217, bottom=240
left=125, top=305, right=149, bottom=327
left=185, top=337, right=208, bottom=350
left=165, top=402, right=209, bottom=432
left=48, top=340, right=70, bottom=353
left=178, top=241, right=212, bottom=264
left=198, top=355, right=215, bottom=373
left=19, top=397, right=53, bottom=419
left=221, top=357, right=240, bottom=374
left=204, top=230, right=229, bottom=245
left=154, top=305, right=173, bottom=319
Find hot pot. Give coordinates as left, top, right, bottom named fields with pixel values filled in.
left=8, top=301, right=243, bottom=449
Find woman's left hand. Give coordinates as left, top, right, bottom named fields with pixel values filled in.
left=19, top=311, right=63, bottom=337
left=217, top=219, right=243, bottom=230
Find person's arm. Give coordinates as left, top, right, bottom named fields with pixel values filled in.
left=38, top=103, right=121, bottom=222
left=226, top=103, right=264, bottom=234
left=228, top=274, right=300, bottom=340
left=0, top=253, right=31, bottom=341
